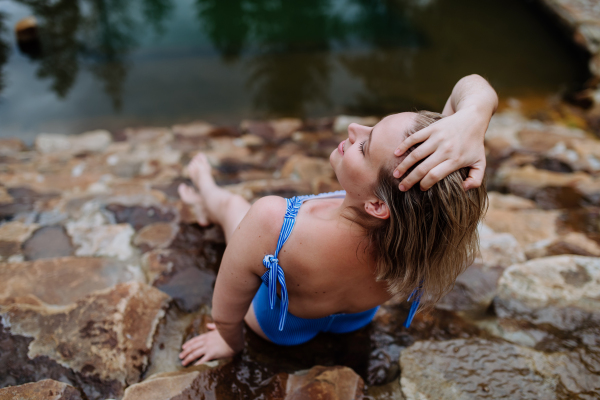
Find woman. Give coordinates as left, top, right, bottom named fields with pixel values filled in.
left=178, top=74, right=497, bottom=366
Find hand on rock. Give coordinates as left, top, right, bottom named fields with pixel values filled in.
left=179, top=322, right=236, bottom=366
left=393, top=107, right=488, bottom=191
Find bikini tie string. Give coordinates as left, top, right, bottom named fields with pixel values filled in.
left=404, top=283, right=424, bottom=328
left=262, top=254, right=289, bottom=331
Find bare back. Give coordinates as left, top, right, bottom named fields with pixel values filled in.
left=269, top=196, right=392, bottom=319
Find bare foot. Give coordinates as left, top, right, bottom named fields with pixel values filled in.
left=178, top=183, right=210, bottom=226
left=187, top=153, right=217, bottom=193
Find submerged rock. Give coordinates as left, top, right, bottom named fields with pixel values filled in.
left=0, top=282, right=170, bottom=399
left=400, top=338, right=598, bottom=400
left=286, top=366, right=364, bottom=400
left=494, top=255, right=600, bottom=331
left=0, top=379, right=84, bottom=400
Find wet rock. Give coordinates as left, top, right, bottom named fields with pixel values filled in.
left=333, top=115, right=378, bottom=133
left=400, top=338, right=598, bottom=400
left=122, top=369, right=206, bottom=400
left=0, top=256, right=144, bottom=306
left=22, top=225, right=74, bottom=261
left=0, top=138, right=27, bottom=155
left=0, top=187, right=59, bottom=221
left=495, top=255, right=600, bottom=330
left=0, top=282, right=170, bottom=400
left=35, top=131, right=112, bottom=155
left=0, top=379, right=84, bottom=400
left=133, top=222, right=178, bottom=252
left=106, top=204, right=175, bottom=231
left=285, top=366, right=364, bottom=400
left=155, top=266, right=215, bottom=312
left=367, top=379, right=405, bottom=400
left=487, top=191, right=537, bottom=210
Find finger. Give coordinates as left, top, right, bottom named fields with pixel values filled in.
left=194, top=354, right=212, bottom=366
left=419, top=160, right=457, bottom=190
left=206, top=322, right=216, bottom=330
left=182, top=336, right=204, bottom=350
left=393, top=141, right=437, bottom=180
left=182, top=347, right=207, bottom=366
left=394, top=127, right=432, bottom=156
left=462, top=165, right=485, bottom=191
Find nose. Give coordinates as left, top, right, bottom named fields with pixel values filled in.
left=347, top=123, right=359, bottom=144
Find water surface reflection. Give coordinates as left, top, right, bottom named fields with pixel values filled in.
left=0, top=0, right=590, bottom=141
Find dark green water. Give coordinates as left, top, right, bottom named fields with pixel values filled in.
left=0, top=0, right=590, bottom=142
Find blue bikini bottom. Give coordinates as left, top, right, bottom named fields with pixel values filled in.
left=252, top=282, right=379, bottom=346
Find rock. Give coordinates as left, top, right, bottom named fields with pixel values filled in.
left=0, top=256, right=144, bottom=306
left=487, top=192, right=537, bottom=210
left=122, top=370, right=205, bottom=400
left=0, top=379, right=84, bottom=400
left=0, top=138, right=27, bottom=155
left=270, top=118, right=303, bottom=140
left=155, top=267, right=215, bottom=312
left=68, top=223, right=136, bottom=261
left=333, top=115, right=378, bottom=134
left=495, top=255, right=600, bottom=330
left=484, top=208, right=561, bottom=258
left=478, top=224, right=527, bottom=268
left=35, top=131, right=112, bottom=155
left=0, top=282, right=170, bottom=400
left=0, top=222, right=38, bottom=261
left=285, top=366, right=364, bottom=400
left=280, top=155, right=335, bottom=182
left=400, top=338, right=598, bottom=400
left=172, top=121, right=214, bottom=137
left=133, top=222, right=178, bottom=251
left=106, top=204, right=176, bottom=231
left=22, top=226, right=74, bottom=261
left=539, top=231, right=600, bottom=257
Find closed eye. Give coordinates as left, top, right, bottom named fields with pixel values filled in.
left=359, top=141, right=366, bottom=156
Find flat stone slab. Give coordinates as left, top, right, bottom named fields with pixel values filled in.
left=400, top=338, right=599, bottom=399
left=0, top=282, right=170, bottom=400
left=495, top=255, right=600, bottom=330
left=0, top=379, right=84, bottom=400
left=0, top=256, right=144, bottom=306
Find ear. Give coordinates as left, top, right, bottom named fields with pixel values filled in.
left=364, top=198, right=390, bottom=220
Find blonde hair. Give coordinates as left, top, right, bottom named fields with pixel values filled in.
left=346, top=111, right=488, bottom=311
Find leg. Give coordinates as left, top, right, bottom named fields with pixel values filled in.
left=178, top=154, right=251, bottom=243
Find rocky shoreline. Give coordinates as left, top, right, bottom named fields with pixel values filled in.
left=0, top=105, right=599, bottom=399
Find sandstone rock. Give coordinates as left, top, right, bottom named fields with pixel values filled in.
left=400, top=338, right=598, bottom=400
left=0, top=379, right=84, bottom=400
left=0, top=138, right=27, bottom=155
left=280, top=155, right=335, bottom=182
left=270, top=118, right=303, bottom=140
left=68, top=223, right=136, bottom=261
left=487, top=192, right=536, bottom=210
left=122, top=370, right=204, bottom=400
left=495, top=255, right=600, bottom=330
left=539, top=231, right=600, bottom=257
left=172, top=121, right=214, bottom=137
left=0, top=256, right=144, bottom=306
left=478, top=224, right=527, bottom=268
left=155, top=266, right=215, bottom=312
left=333, top=115, right=378, bottom=133
left=106, top=203, right=175, bottom=231
left=286, top=366, right=364, bottom=400
left=35, top=131, right=112, bottom=155
left=133, top=222, right=178, bottom=251
left=0, top=222, right=38, bottom=261
left=0, top=282, right=170, bottom=399
left=22, top=226, right=74, bottom=261
left=484, top=208, right=560, bottom=257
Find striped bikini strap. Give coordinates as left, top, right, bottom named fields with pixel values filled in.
left=262, top=196, right=304, bottom=331
left=403, top=282, right=423, bottom=328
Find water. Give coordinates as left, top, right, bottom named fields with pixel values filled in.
left=0, top=0, right=590, bottom=142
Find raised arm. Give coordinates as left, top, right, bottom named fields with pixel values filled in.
left=179, top=197, right=284, bottom=365
left=393, top=74, right=498, bottom=191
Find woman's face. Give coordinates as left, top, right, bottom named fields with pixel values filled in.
left=330, top=112, right=415, bottom=204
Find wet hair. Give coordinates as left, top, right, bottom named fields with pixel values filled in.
left=345, top=111, right=488, bottom=311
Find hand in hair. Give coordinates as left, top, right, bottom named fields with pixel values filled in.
left=392, top=74, right=498, bottom=191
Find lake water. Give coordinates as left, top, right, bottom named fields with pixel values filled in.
left=0, top=0, right=591, bottom=142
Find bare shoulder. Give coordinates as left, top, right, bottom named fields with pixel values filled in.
left=227, top=196, right=287, bottom=274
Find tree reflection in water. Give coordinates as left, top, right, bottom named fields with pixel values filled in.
left=0, top=12, right=10, bottom=93
left=11, top=0, right=173, bottom=110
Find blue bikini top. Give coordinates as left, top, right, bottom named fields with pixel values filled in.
left=261, top=191, right=423, bottom=331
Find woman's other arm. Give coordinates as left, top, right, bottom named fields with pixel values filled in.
left=393, top=74, right=498, bottom=191
left=179, top=197, right=285, bottom=365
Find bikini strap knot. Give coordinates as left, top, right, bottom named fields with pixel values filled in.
left=262, top=253, right=289, bottom=331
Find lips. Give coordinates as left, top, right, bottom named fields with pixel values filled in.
left=338, top=140, right=345, bottom=155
